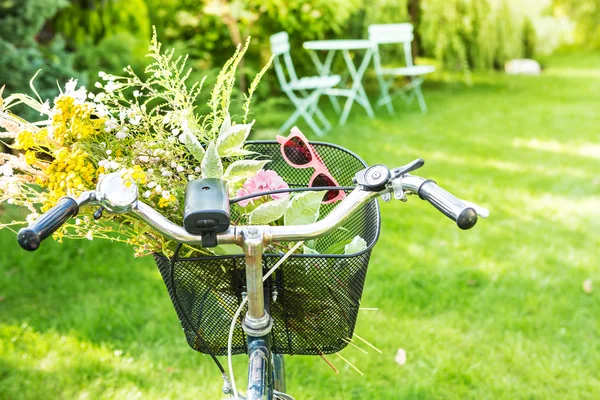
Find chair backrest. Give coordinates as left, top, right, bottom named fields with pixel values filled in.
left=368, top=23, right=415, bottom=68
left=270, top=32, right=298, bottom=90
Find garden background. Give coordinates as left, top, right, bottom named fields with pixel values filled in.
left=1, top=0, right=599, bottom=399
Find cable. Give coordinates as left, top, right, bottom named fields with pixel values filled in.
left=228, top=240, right=304, bottom=400
left=230, top=186, right=355, bottom=205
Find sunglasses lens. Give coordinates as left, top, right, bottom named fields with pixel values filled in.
left=284, top=137, right=312, bottom=166
left=312, top=173, right=339, bottom=202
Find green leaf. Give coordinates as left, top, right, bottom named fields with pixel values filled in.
left=212, top=244, right=243, bottom=255
left=284, top=191, right=324, bottom=226
left=344, top=236, right=367, bottom=255
left=223, top=159, right=269, bottom=183
left=303, top=245, right=320, bottom=255
left=179, top=130, right=205, bottom=163
left=248, top=197, right=289, bottom=225
left=4, top=93, right=42, bottom=113
left=201, top=141, right=223, bottom=178
left=323, top=237, right=354, bottom=255
left=219, top=113, right=231, bottom=136
left=216, top=120, right=254, bottom=156
left=29, top=69, right=44, bottom=104
left=223, top=148, right=257, bottom=157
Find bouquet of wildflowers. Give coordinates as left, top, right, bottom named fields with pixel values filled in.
left=0, top=30, right=367, bottom=258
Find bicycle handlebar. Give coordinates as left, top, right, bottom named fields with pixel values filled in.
left=415, top=179, right=478, bottom=230
left=17, top=197, right=80, bottom=251
left=17, top=163, right=488, bottom=251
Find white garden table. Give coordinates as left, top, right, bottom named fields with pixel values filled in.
left=303, top=39, right=376, bottom=125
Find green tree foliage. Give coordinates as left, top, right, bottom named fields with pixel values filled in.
left=0, top=0, right=81, bottom=119
left=522, top=17, right=537, bottom=59
left=420, top=0, right=529, bottom=71
left=142, top=0, right=363, bottom=103
left=53, top=0, right=151, bottom=80
left=552, top=0, right=600, bottom=49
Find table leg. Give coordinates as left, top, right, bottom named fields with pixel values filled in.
left=310, top=50, right=341, bottom=115
left=322, top=51, right=341, bottom=114
left=339, top=48, right=375, bottom=125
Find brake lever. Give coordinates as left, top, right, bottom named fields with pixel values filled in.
left=390, top=158, right=425, bottom=179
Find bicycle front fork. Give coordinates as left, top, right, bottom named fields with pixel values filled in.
left=242, top=228, right=289, bottom=400
left=246, top=337, right=287, bottom=400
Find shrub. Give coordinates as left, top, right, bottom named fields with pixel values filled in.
left=53, top=0, right=151, bottom=81
left=0, top=0, right=81, bottom=120
left=522, top=17, right=537, bottom=59
left=419, top=0, right=531, bottom=71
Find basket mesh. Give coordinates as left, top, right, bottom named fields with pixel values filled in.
left=154, top=141, right=380, bottom=356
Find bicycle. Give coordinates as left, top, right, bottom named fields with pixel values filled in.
left=17, top=140, right=488, bottom=400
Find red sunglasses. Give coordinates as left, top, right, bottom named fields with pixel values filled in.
left=276, top=127, right=346, bottom=204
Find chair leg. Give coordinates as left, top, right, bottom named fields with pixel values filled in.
left=280, top=90, right=330, bottom=136
left=376, top=75, right=395, bottom=115
left=306, top=91, right=332, bottom=132
left=413, top=83, right=428, bottom=113
left=328, top=95, right=341, bottom=114
left=313, top=106, right=332, bottom=131
left=304, top=92, right=329, bottom=136
left=279, top=108, right=302, bottom=134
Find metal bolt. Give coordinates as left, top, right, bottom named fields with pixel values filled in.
left=247, top=227, right=259, bottom=238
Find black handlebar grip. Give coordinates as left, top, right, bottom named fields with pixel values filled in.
left=17, top=197, right=79, bottom=251
left=417, top=180, right=478, bottom=230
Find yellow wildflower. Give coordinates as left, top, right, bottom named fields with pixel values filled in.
left=51, top=95, right=105, bottom=145
left=41, top=147, right=97, bottom=211
left=34, top=128, right=49, bottom=146
left=15, top=130, right=35, bottom=150
left=131, top=165, right=147, bottom=184
left=24, top=151, right=37, bottom=165
left=158, top=195, right=173, bottom=208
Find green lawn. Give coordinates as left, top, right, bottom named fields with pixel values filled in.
left=1, top=52, right=599, bottom=399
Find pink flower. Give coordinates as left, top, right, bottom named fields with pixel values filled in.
left=236, top=170, right=289, bottom=207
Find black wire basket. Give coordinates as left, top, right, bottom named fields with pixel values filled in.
left=153, top=141, right=380, bottom=356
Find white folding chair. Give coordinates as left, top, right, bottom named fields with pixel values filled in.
left=368, top=23, right=435, bottom=114
left=270, top=32, right=341, bottom=136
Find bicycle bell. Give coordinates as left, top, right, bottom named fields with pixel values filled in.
left=95, top=172, right=138, bottom=213
left=353, top=164, right=390, bottom=192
